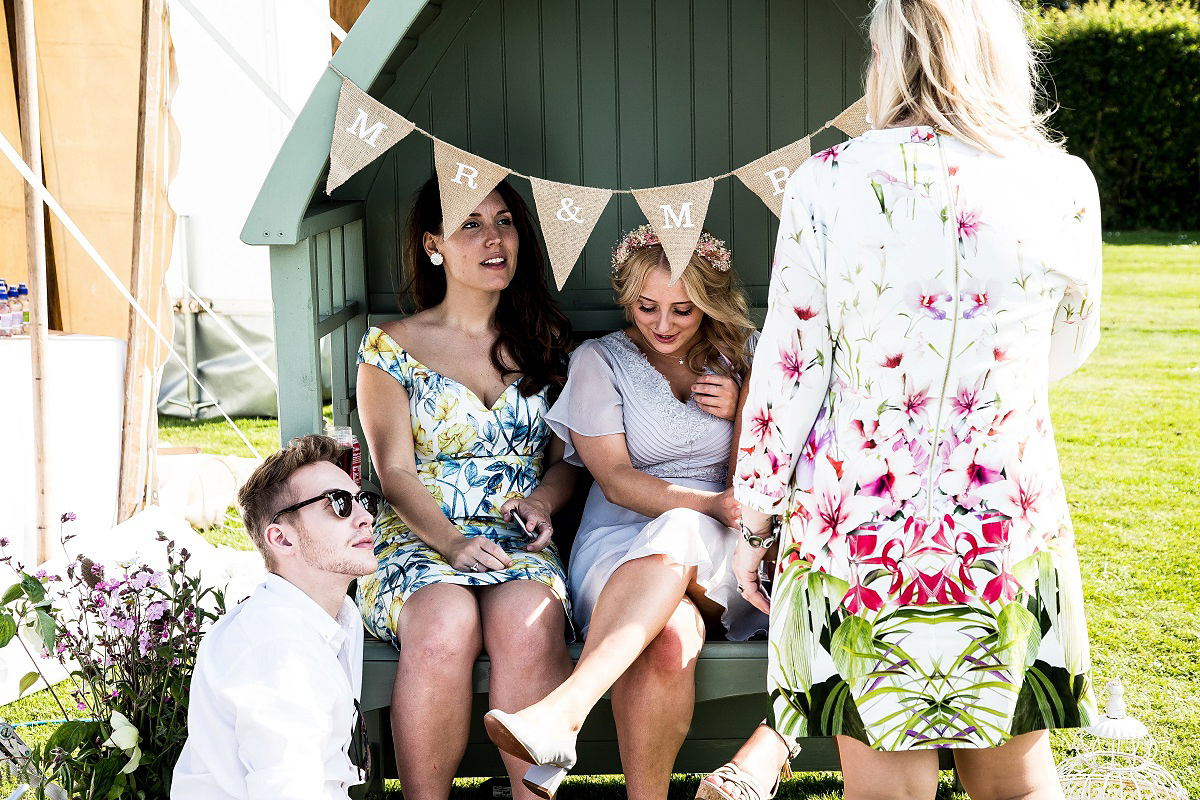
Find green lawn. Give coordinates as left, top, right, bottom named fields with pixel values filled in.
left=3, top=232, right=1196, bottom=798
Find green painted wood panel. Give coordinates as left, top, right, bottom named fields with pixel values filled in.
left=349, top=0, right=869, bottom=329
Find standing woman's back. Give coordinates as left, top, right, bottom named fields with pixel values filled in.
left=732, top=0, right=1101, bottom=758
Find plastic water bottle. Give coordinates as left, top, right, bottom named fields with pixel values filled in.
left=0, top=280, right=10, bottom=338
left=325, top=422, right=362, bottom=485
left=17, top=284, right=28, bottom=334
left=7, top=286, right=19, bottom=335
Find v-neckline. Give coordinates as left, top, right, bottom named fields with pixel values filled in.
left=617, top=330, right=697, bottom=407
left=374, top=327, right=519, bottom=411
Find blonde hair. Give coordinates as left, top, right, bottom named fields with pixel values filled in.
left=613, top=245, right=755, bottom=379
left=865, top=0, right=1060, bottom=154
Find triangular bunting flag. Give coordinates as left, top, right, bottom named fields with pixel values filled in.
left=733, top=137, right=812, bottom=218
left=632, top=179, right=715, bottom=283
left=327, top=78, right=416, bottom=194
left=433, top=141, right=511, bottom=238
left=529, top=178, right=612, bottom=290
left=832, top=96, right=871, bottom=138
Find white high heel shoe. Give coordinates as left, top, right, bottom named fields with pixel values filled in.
left=483, top=709, right=577, bottom=799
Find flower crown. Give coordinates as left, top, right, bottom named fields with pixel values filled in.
left=610, top=224, right=732, bottom=276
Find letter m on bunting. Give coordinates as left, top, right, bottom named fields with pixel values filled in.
left=327, top=77, right=416, bottom=194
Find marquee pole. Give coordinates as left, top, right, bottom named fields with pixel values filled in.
left=14, top=0, right=50, bottom=563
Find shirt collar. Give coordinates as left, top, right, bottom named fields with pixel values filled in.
left=261, top=573, right=358, bottom=652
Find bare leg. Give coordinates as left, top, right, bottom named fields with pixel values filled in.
left=391, top=584, right=483, bottom=800
left=699, top=724, right=792, bottom=799
left=527, top=554, right=696, bottom=730
left=612, top=598, right=706, bottom=800
left=836, top=735, right=940, bottom=800
left=952, top=731, right=1064, bottom=800
left=480, top=581, right=574, bottom=800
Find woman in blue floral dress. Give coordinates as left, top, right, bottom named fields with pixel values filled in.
left=356, top=176, right=576, bottom=800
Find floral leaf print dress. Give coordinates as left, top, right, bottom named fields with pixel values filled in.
left=355, top=327, right=573, bottom=646
left=735, top=127, right=1100, bottom=750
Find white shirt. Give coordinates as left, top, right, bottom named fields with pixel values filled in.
left=172, top=574, right=365, bottom=800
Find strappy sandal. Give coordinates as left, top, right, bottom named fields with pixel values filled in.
left=695, top=728, right=802, bottom=800
left=696, top=763, right=783, bottom=800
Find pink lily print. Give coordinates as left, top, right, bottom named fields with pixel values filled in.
left=842, top=532, right=885, bottom=614
left=940, top=440, right=1006, bottom=508
left=794, top=458, right=884, bottom=554
left=908, top=281, right=953, bottom=320
left=857, top=448, right=922, bottom=517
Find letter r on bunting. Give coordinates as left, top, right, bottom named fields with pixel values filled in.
left=452, top=163, right=480, bottom=190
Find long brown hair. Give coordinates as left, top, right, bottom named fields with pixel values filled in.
left=401, top=176, right=572, bottom=398
left=613, top=244, right=755, bottom=380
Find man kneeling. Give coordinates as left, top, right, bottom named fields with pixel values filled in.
left=172, top=434, right=380, bottom=799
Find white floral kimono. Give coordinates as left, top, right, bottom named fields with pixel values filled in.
left=734, top=126, right=1100, bottom=750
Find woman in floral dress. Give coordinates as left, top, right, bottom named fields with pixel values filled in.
left=356, top=176, right=576, bottom=800
left=704, top=1, right=1102, bottom=799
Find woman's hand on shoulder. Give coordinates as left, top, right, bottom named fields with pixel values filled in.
left=500, top=497, right=555, bottom=553
left=692, top=374, right=739, bottom=420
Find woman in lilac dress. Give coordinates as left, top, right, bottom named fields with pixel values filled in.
left=484, top=228, right=768, bottom=799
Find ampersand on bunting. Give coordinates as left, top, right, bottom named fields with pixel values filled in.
left=530, top=177, right=613, bottom=290
left=556, top=198, right=585, bottom=224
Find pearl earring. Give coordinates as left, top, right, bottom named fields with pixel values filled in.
left=429, top=252, right=444, bottom=266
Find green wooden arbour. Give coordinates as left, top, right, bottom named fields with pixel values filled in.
left=242, top=0, right=923, bottom=789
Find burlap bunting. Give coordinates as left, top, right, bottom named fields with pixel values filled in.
left=632, top=179, right=715, bottom=283
left=529, top=178, right=613, bottom=290
left=323, top=72, right=871, bottom=285
left=733, top=137, right=812, bottom=218
left=832, top=96, right=871, bottom=138
left=326, top=78, right=415, bottom=194
left=433, top=141, right=511, bottom=238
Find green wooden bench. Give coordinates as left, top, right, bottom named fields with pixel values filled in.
left=240, top=0, right=965, bottom=789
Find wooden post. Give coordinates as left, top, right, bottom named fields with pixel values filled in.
left=14, top=0, right=50, bottom=564
left=117, top=0, right=168, bottom=522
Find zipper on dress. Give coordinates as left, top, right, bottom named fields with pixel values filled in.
left=924, top=134, right=963, bottom=519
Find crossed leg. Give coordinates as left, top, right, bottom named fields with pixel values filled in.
left=612, top=597, right=706, bottom=800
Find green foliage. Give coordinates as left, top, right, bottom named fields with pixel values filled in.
left=0, top=535, right=225, bottom=798
left=1036, top=1, right=1200, bottom=229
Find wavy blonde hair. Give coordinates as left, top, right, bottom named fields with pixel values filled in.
left=865, top=0, right=1060, bottom=154
left=613, top=244, right=755, bottom=380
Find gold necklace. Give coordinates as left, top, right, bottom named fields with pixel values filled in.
left=638, top=330, right=686, bottom=366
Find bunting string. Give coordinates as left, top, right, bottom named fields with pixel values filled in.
left=324, top=62, right=871, bottom=285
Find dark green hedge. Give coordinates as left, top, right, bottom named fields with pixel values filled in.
left=1037, top=2, right=1200, bottom=230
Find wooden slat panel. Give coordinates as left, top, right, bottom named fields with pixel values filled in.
left=356, top=0, right=870, bottom=323
left=315, top=230, right=333, bottom=318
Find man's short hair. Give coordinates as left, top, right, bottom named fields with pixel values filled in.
left=237, top=434, right=342, bottom=568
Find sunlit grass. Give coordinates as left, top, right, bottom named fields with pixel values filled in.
left=2, top=236, right=1196, bottom=797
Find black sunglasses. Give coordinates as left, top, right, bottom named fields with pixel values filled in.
left=270, top=489, right=382, bottom=525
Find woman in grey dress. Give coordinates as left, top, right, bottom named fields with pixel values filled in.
left=484, top=227, right=768, bottom=800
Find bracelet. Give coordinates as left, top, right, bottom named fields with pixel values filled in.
left=740, top=518, right=778, bottom=549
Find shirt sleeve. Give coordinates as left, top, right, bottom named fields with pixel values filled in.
left=219, top=636, right=353, bottom=799
left=733, top=168, right=835, bottom=513
left=1048, top=159, right=1103, bottom=383
left=544, top=340, right=625, bottom=467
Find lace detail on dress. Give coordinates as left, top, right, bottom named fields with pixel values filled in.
left=643, top=463, right=729, bottom=483
left=598, top=331, right=721, bottom=446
